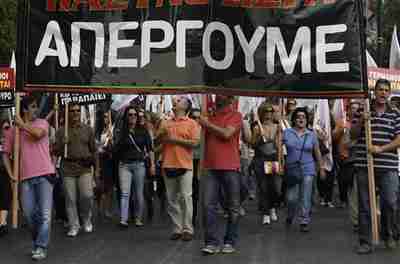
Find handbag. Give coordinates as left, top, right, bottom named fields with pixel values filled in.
left=264, top=161, right=280, bottom=175
left=257, top=141, right=277, bottom=158
left=164, top=168, right=187, bottom=178
left=285, top=134, right=308, bottom=187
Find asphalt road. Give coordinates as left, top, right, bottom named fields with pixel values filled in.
left=1, top=200, right=400, bottom=264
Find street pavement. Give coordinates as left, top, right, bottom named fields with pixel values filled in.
left=1, top=200, right=400, bottom=264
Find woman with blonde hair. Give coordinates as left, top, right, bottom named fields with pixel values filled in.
left=251, top=103, right=282, bottom=225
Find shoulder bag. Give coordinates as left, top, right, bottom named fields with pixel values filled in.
left=285, top=134, right=308, bottom=187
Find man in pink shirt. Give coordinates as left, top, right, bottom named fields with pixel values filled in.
left=2, top=95, right=55, bottom=261
left=198, top=95, right=243, bottom=255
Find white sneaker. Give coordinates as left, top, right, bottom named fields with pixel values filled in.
left=270, top=209, right=278, bottom=222
left=31, top=247, right=47, bottom=261
left=67, top=227, right=79, bottom=237
left=262, top=215, right=271, bottom=225
left=239, top=207, right=246, bottom=217
left=135, top=218, right=144, bottom=227
left=83, top=222, right=94, bottom=233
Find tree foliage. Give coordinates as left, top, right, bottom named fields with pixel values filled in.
left=0, top=0, right=17, bottom=66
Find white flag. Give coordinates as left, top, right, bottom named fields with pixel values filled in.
left=366, top=49, right=378, bottom=68
left=390, top=25, right=400, bottom=69
left=313, top=99, right=333, bottom=172
left=10, top=51, right=16, bottom=69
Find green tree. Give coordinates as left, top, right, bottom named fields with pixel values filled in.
left=0, top=0, right=17, bottom=65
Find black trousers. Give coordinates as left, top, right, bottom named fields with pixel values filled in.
left=317, top=169, right=335, bottom=203
left=0, top=171, right=11, bottom=211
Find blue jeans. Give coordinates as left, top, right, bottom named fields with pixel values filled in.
left=119, top=161, right=146, bottom=222
left=357, top=169, right=399, bottom=245
left=20, top=176, right=54, bottom=249
left=204, top=170, right=240, bottom=246
left=287, top=175, right=314, bottom=225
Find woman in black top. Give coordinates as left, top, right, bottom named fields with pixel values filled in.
left=113, top=106, right=155, bottom=227
left=0, top=120, right=12, bottom=236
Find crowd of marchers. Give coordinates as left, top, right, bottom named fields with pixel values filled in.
left=0, top=79, right=400, bottom=260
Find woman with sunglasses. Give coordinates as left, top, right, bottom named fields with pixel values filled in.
left=0, top=120, right=11, bottom=237
left=283, top=107, right=325, bottom=232
left=113, top=106, right=155, bottom=227
left=251, top=103, right=282, bottom=225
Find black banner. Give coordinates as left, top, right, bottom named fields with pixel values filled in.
left=59, top=93, right=111, bottom=105
left=17, top=0, right=367, bottom=97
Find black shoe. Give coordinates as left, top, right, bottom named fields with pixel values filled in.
left=356, top=244, right=372, bottom=255
left=0, top=225, right=8, bottom=237
left=170, top=233, right=182, bottom=240
left=300, top=224, right=310, bottom=233
left=285, top=218, right=293, bottom=229
left=353, top=225, right=359, bottom=233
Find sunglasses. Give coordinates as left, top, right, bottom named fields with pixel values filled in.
left=69, top=109, right=81, bottom=113
left=296, top=115, right=306, bottom=119
left=128, top=113, right=137, bottom=117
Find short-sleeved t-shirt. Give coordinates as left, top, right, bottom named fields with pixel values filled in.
left=203, top=106, right=242, bottom=170
left=353, top=106, right=400, bottom=171
left=162, top=117, right=200, bottom=170
left=4, top=119, right=55, bottom=181
left=283, top=128, right=318, bottom=176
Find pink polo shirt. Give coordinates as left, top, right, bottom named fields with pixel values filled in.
left=4, top=119, right=55, bottom=181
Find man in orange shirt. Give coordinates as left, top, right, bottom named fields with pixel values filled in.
left=158, top=95, right=200, bottom=241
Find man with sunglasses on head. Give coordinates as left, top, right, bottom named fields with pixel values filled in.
left=157, top=95, right=200, bottom=241
left=54, top=103, right=96, bottom=238
left=352, top=79, right=400, bottom=254
left=2, top=96, right=55, bottom=260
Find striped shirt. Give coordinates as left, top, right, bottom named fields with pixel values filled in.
left=354, top=105, right=400, bottom=171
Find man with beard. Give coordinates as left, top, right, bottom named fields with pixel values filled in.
left=199, top=95, right=243, bottom=255
left=352, top=79, right=400, bottom=254
left=54, top=103, right=96, bottom=238
left=3, top=96, right=55, bottom=260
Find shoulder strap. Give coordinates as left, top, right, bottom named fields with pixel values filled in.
left=298, top=133, right=308, bottom=162
left=128, top=133, right=143, bottom=153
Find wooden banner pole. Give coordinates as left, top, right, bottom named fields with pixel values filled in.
left=64, top=103, right=69, bottom=158
left=11, top=93, right=21, bottom=229
left=365, top=98, right=379, bottom=245
left=198, top=94, right=208, bottom=231
left=54, top=94, right=59, bottom=131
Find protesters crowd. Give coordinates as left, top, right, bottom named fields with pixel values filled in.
left=1, top=79, right=400, bottom=260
